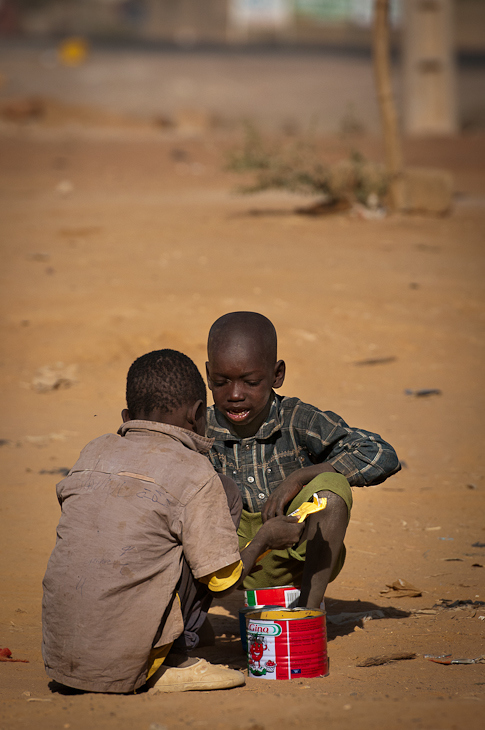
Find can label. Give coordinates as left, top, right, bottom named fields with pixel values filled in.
left=248, top=621, right=282, bottom=637
left=239, top=605, right=281, bottom=653
left=246, top=610, right=328, bottom=680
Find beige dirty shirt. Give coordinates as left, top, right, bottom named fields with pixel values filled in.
left=42, top=421, right=240, bottom=693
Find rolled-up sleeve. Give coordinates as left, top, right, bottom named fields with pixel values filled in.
left=304, top=410, right=401, bottom=487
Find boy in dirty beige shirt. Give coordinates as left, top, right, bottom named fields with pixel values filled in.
left=42, top=349, right=302, bottom=694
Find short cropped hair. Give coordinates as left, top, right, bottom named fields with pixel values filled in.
left=126, top=349, right=206, bottom=418
left=208, top=311, right=277, bottom=364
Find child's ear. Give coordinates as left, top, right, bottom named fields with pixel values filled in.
left=205, top=362, right=213, bottom=390
left=273, top=360, right=286, bottom=389
left=121, top=408, right=131, bottom=423
left=186, top=399, right=206, bottom=435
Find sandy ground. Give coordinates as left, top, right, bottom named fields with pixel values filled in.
left=0, top=47, right=485, bottom=730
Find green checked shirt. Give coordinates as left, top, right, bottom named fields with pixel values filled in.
left=206, top=394, right=401, bottom=513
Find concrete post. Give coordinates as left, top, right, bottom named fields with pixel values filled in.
left=403, top=0, right=458, bottom=135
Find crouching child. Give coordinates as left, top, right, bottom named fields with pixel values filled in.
left=205, top=312, right=401, bottom=609
left=42, top=349, right=302, bottom=694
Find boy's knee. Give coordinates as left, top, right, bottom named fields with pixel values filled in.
left=315, top=490, right=348, bottom=519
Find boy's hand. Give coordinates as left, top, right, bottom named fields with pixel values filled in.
left=261, top=463, right=337, bottom=523
left=218, top=515, right=304, bottom=595
left=260, top=515, right=304, bottom=551
left=261, top=477, right=302, bottom=523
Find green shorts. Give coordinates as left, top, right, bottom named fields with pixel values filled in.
left=237, top=472, right=352, bottom=591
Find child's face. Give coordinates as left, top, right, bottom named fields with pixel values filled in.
left=206, top=341, right=285, bottom=438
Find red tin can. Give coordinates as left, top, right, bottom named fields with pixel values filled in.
left=246, top=608, right=328, bottom=680
left=244, top=586, right=300, bottom=609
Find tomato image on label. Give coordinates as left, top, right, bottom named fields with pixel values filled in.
left=265, top=659, right=276, bottom=673
left=247, top=632, right=277, bottom=678
left=249, top=635, right=266, bottom=665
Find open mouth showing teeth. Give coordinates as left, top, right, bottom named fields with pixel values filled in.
left=226, top=410, right=250, bottom=421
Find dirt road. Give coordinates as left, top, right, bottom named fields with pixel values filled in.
left=0, top=120, right=484, bottom=730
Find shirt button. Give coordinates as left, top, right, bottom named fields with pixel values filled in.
left=245, top=444, right=251, bottom=450
left=258, top=493, right=265, bottom=499
left=266, top=468, right=272, bottom=473
left=232, top=471, right=237, bottom=475
left=247, top=476, right=255, bottom=483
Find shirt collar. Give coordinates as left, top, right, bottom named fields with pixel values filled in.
left=118, top=420, right=214, bottom=454
left=206, top=394, right=282, bottom=441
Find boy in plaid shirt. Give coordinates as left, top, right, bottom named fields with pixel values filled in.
left=206, top=312, right=400, bottom=608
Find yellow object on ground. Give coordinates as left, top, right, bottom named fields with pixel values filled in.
left=58, top=37, right=89, bottom=67
left=289, top=493, right=327, bottom=523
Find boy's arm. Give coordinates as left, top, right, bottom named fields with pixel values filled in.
left=304, top=411, right=401, bottom=487
left=199, top=516, right=304, bottom=596
left=262, top=408, right=400, bottom=522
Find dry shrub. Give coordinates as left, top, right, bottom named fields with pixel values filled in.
left=227, top=124, right=388, bottom=209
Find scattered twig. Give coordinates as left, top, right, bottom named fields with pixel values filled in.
left=405, top=389, right=442, bottom=397
left=357, top=653, right=416, bottom=667
left=354, top=356, right=396, bottom=366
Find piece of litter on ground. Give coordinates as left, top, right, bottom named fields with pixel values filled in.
left=435, top=599, right=485, bottom=611
left=31, top=363, right=78, bottom=393
left=380, top=579, right=422, bottom=598
left=472, top=542, right=485, bottom=548
left=472, top=563, right=483, bottom=568
left=426, top=655, right=485, bottom=665
left=438, top=537, right=454, bottom=541
left=27, top=252, right=51, bottom=262
left=0, top=647, right=29, bottom=663
left=404, top=388, right=442, bottom=397
left=39, top=467, right=70, bottom=476
left=354, top=356, right=396, bottom=366
left=24, top=430, right=77, bottom=447
left=350, top=202, right=387, bottom=220
left=425, top=526, right=441, bottom=531
left=357, top=653, right=416, bottom=667
left=411, top=609, right=438, bottom=615
left=327, top=609, right=385, bottom=625
left=27, top=697, right=52, bottom=702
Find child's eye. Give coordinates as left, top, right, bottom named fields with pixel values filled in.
left=246, top=381, right=261, bottom=387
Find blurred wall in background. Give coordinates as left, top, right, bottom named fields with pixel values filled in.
left=2, top=0, right=483, bottom=53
